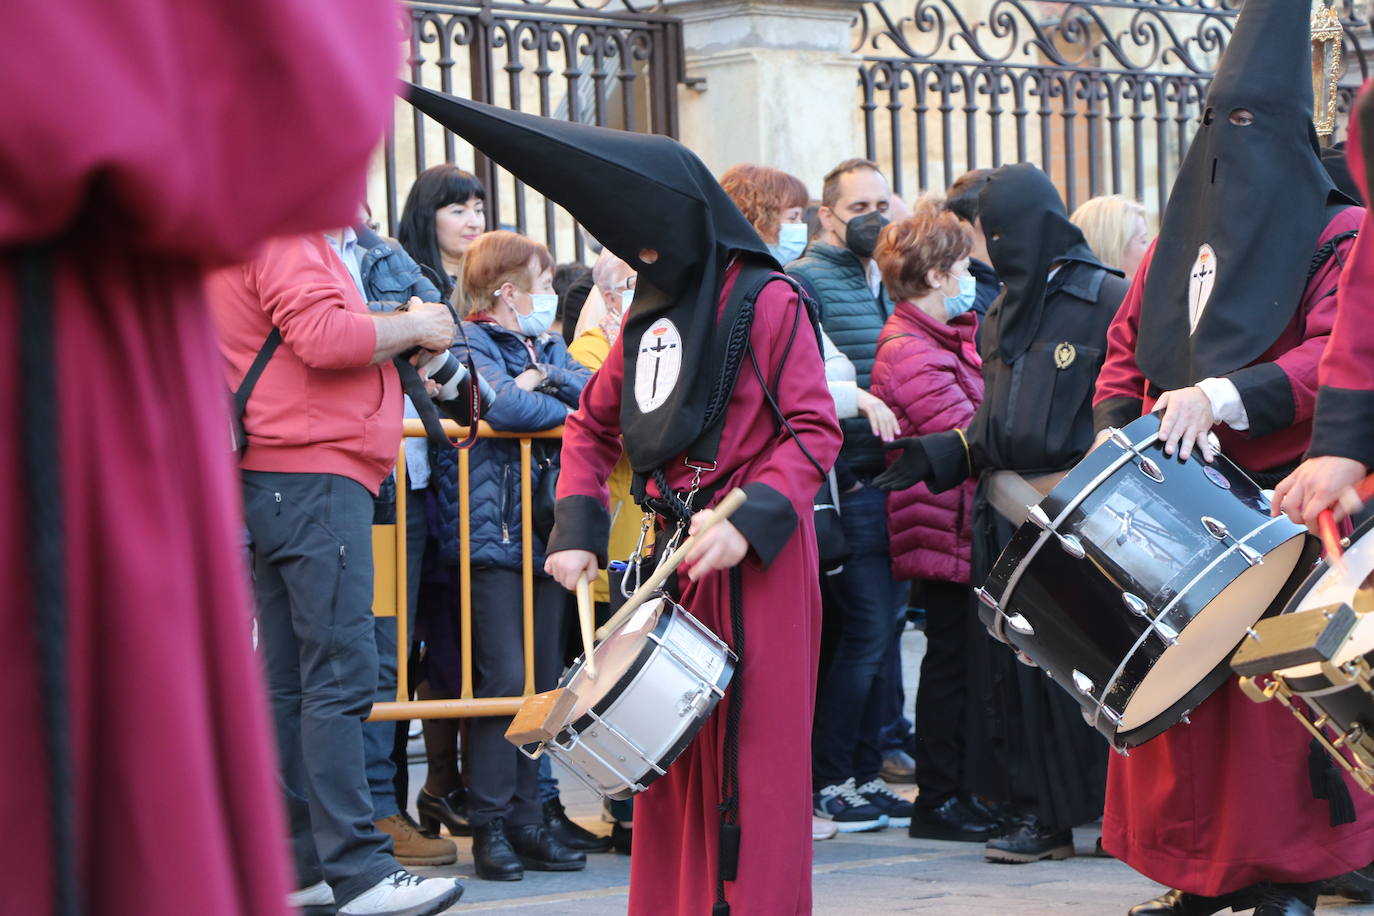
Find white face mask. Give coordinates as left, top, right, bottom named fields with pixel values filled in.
left=514, top=292, right=558, bottom=338
left=770, top=221, right=808, bottom=264
left=621, top=288, right=635, bottom=313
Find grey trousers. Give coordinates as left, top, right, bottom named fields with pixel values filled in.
left=244, top=470, right=398, bottom=905
left=465, top=568, right=567, bottom=827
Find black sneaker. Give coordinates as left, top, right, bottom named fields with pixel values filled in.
left=813, top=778, right=889, bottom=832
left=854, top=778, right=913, bottom=828
left=1321, top=864, right=1374, bottom=902
left=984, top=817, right=1074, bottom=863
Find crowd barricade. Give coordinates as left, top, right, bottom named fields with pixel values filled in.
left=366, top=418, right=564, bottom=722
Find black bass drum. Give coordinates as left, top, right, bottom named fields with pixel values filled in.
left=977, top=412, right=1318, bottom=748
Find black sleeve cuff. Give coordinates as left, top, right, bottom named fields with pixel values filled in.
left=1226, top=362, right=1295, bottom=439
left=546, top=494, right=611, bottom=566
left=727, top=482, right=798, bottom=569
left=925, top=430, right=972, bottom=494
left=1309, top=386, right=1374, bottom=463
left=1093, top=397, right=1143, bottom=435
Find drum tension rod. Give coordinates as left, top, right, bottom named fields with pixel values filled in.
left=1122, top=591, right=1180, bottom=645
left=1108, top=427, right=1165, bottom=483
left=1201, top=516, right=1264, bottom=567
left=1026, top=504, right=1086, bottom=559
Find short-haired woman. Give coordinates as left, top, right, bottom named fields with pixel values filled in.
left=446, top=231, right=592, bottom=880
left=871, top=204, right=995, bottom=842
left=1070, top=195, right=1151, bottom=282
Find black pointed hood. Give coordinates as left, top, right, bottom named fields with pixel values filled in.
left=404, top=83, right=774, bottom=473
left=1136, top=0, right=1345, bottom=390
left=979, top=163, right=1112, bottom=363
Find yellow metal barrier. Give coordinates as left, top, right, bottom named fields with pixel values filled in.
left=368, top=418, right=564, bottom=722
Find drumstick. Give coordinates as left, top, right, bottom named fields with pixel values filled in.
left=594, top=487, right=747, bottom=642
left=1316, top=474, right=1374, bottom=562
left=575, top=574, right=597, bottom=679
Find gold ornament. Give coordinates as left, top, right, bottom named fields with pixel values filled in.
left=1053, top=342, right=1076, bottom=369
left=1311, top=0, right=1344, bottom=142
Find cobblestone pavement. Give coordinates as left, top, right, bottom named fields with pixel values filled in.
left=403, top=628, right=1374, bottom=914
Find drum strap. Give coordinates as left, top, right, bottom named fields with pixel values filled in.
left=1308, top=738, right=1357, bottom=827
left=713, top=566, right=745, bottom=916
left=15, top=243, right=81, bottom=916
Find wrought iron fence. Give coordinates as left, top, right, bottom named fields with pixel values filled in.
left=856, top=0, right=1371, bottom=216
left=377, top=0, right=684, bottom=263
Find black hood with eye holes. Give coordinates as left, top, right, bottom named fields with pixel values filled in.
left=1136, top=0, right=1349, bottom=391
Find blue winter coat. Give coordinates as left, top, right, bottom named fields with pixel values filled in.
left=431, top=318, right=590, bottom=571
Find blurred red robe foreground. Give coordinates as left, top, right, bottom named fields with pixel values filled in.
left=0, top=2, right=397, bottom=913
left=556, top=269, right=842, bottom=915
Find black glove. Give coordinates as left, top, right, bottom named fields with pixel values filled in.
left=872, top=437, right=933, bottom=491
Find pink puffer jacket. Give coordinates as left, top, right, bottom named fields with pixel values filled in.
left=871, top=303, right=983, bottom=584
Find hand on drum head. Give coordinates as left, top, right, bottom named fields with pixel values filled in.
left=681, top=515, right=749, bottom=581
left=1154, top=387, right=1216, bottom=462
left=1272, top=456, right=1369, bottom=534
left=545, top=549, right=599, bottom=592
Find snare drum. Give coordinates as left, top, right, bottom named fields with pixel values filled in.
left=529, top=594, right=735, bottom=800
left=1233, top=521, right=1374, bottom=791
left=977, top=412, right=1318, bottom=748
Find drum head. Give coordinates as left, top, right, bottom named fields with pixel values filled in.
left=1279, top=518, right=1374, bottom=680
left=1120, top=533, right=1307, bottom=730
left=564, top=597, right=666, bottom=720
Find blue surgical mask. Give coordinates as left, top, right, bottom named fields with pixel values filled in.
left=769, top=222, right=808, bottom=264
left=943, top=273, right=978, bottom=320
left=516, top=292, right=559, bottom=338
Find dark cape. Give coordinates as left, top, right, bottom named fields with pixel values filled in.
left=1134, top=0, right=1348, bottom=392
left=931, top=164, right=1129, bottom=826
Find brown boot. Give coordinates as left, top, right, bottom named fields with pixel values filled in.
left=375, top=813, right=458, bottom=866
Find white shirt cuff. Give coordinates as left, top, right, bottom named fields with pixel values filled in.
left=1196, top=377, right=1249, bottom=432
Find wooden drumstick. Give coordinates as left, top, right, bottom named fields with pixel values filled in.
left=575, top=573, right=597, bottom=679
left=594, top=487, right=747, bottom=642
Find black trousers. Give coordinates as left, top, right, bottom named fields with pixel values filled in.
left=913, top=579, right=973, bottom=807
left=465, top=568, right=567, bottom=827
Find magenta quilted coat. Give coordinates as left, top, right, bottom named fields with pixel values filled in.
left=871, top=302, right=983, bottom=583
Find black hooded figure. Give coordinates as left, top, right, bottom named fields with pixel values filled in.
left=1106, top=0, right=1353, bottom=408
left=403, top=86, right=842, bottom=914
left=875, top=163, right=1129, bottom=859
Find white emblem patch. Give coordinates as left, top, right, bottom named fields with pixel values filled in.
left=1188, top=244, right=1217, bottom=334
left=634, top=318, right=682, bottom=413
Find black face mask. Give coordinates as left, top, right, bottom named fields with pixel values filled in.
left=841, top=210, right=888, bottom=259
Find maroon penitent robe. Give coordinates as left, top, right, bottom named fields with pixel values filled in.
left=1092, top=211, right=1374, bottom=895
left=555, top=267, right=841, bottom=915
left=0, top=2, right=397, bottom=913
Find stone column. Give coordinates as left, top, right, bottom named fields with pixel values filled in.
left=661, top=0, right=867, bottom=195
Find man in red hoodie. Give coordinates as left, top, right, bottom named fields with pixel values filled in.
left=207, top=230, right=461, bottom=916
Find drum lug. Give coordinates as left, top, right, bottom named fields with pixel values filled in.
left=974, top=586, right=999, bottom=611
left=1202, top=516, right=1265, bottom=567
left=1025, top=504, right=1085, bottom=558
left=1072, top=669, right=1095, bottom=698
left=1108, top=427, right=1164, bottom=483
left=1057, top=533, right=1086, bottom=559
left=1201, top=516, right=1230, bottom=540
left=1151, top=617, right=1180, bottom=646
left=1004, top=612, right=1035, bottom=637
left=1121, top=592, right=1150, bottom=618
left=1137, top=456, right=1165, bottom=483
left=1026, top=504, right=1053, bottom=530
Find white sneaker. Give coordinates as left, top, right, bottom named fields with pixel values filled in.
left=338, top=870, right=464, bottom=916
left=288, top=879, right=334, bottom=908
left=812, top=817, right=839, bottom=841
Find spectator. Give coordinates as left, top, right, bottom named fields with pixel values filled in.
left=447, top=231, right=592, bottom=880
left=870, top=205, right=996, bottom=842
left=720, top=163, right=810, bottom=263
left=787, top=158, right=914, bottom=832
left=344, top=218, right=461, bottom=867
left=1070, top=194, right=1151, bottom=282
left=207, top=231, right=463, bottom=916
left=395, top=167, right=487, bottom=841
left=397, top=164, right=487, bottom=300
left=943, top=169, right=1001, bottom=322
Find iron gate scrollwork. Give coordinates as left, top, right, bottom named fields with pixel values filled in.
left=383, top=0, right=683, bottom=262
left=856, top=0, right=1371, bottom=215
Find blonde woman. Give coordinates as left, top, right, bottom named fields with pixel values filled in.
left=1070, top=194, right=1151, bottom=282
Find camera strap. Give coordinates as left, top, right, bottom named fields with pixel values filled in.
left=392, top=356, right=457, bottom=450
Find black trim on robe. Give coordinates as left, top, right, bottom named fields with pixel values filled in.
left=728, top=482, right=796, bottom=569
left=1309, top=386, right=1374, bottom=464
left=1227, top=361, right=1296, bottom=440
left=1093, top=397, right=1144, bottom=435
left=547, top=495, right=611, bottom=566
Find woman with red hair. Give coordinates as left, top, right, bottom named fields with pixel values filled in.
left=870, top=203, right=994, bottom=842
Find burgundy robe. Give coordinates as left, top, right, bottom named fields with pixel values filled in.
left=0, top=2, right=398, bottom=913
left=554, top=268, right=841, bottom=915
left=1312, top=83, right=1374, bottom=463
left=1092, top=211, right=1374, bottom=895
